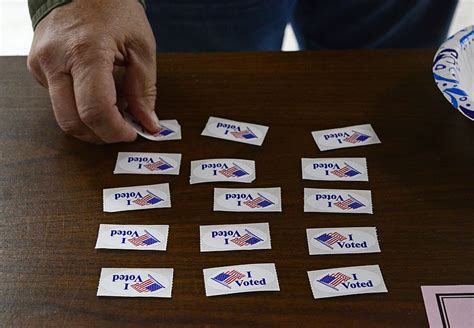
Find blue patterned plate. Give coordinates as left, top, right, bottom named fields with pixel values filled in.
left=433, top=25, right=474, bottom=121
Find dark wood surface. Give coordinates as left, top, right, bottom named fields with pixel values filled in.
left=0, top=50, right=473, bottom=327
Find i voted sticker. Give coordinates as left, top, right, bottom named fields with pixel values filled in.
left=203, top=263, right=280, bottom=296
left=306, top=227, right=380, bottom=255
left=103, top=183, right=171, bottom=212
left=213, top=188, right=282, bottom=212
left=302, top=158, right=368, bottom=181
left=307, top=265, right=387, bottom=299
left=201, top=116, right=269, bottom=146
left=190, top=159, right=255, bottom=184
left=97, top=268, right=174, bottom=298
left=123, top=112, right=182, bottom=141
left=114, top=152, right=181, bottom=175
left=95, top=224, right=169, bottom=251
left=200, top=223, right=271, bottom=252
left=312, top=124, right=381, bottom=151
left=304, top=188, right=373, bottom=214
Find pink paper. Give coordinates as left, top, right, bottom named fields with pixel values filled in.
left=421, top=285, right=474, bottom=327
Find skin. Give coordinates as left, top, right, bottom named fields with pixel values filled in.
left=27, top=0, right=159, bottom=143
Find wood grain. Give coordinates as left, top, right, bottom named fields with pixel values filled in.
left=0, top=50, right=473, bottom=327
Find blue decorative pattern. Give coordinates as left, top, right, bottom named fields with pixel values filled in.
left=432, top=26, right=474, bottom=121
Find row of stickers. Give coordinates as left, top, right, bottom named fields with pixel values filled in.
left=103, top=184, right=373, bottom=214
left=96, top=224, right=380, bottom=254
left=95, top=223, right=385, bottom=298
left=115, top=154, right=369, bottom=182
left=124, top=113, right=381, bottom=151
left=98, top=264, right=387, bottom=298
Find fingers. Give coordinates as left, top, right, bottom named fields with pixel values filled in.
left=47, top=72, right=103, bottom=143
left=71, top=54, right=137, bottom=143
left=123, top=48, right=160, bottom=134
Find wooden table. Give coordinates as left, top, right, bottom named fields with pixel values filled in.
left=0, top=50, right=473, bottom=327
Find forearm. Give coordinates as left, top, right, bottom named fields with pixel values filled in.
left=28, top=0, right=146, bottom=29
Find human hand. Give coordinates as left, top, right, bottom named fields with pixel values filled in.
left=27, top=0, right=159, bottom=143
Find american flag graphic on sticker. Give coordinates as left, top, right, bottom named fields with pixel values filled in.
left=343, top=131, right=370, bottom=144
left=231, top=127, right=257, bottom=140
left=131, top=274, right=165, bottom=293
left=334, top=195, right=365, bottom=210
left=317, top=272, right=351, bottom=291
left=230, top=229, right=264, bottom=247
left=243, top=194, right=274, bottom=209
left=153, top=124, right=175, bottom=137
left=144, top=157, right=173, bottom=171
left=219, top=163, right=249, bottom=178
left=211, top=270, right=246, bottom=289
left=128, top=230, right=160, bottom=246
left=330, top=163, right=361, bottom=178
left=314, top=232, right=347, bottom=249
left=133, top=190, right=164, bottom=206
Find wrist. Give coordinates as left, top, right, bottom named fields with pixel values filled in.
left=29, top=0, right=146, bottom=30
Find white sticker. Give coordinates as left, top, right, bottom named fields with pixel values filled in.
left=103, top=183, right=171, bottom=213
left=213, top=188, right=282, bottom=212
left=304, top=188, right=373, bottom=214
left=200, top=223, right=271, bottom=252
left=95, top=224, right=169, bottom=251
left=201, top=116, right=269, bottom=146
left=203, top=263, right=280, bottom=297
left=302, top=158, right=368, bottom=181
left=114, top=152, right=181, bottom=175
left=306, top=227, right=380, bottom=255
left=97, top=268, right=173, bottom=298
left=307, top=265, right=387, bottom=299
left=311, top=124, right=381, bottom=151
left=190, top=159, right=255, bottom=184
left=124, top=112, right=182, bottom=141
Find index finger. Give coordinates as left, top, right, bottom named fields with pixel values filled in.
left=71, top=53, right=137, bottom=143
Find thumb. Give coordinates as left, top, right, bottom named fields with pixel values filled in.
left=123, top=49, right=160, bottom=133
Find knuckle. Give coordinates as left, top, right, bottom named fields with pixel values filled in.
left=78, top=104, right=107, bottom=126
left=125, top=84, right=156, bottom=99
left=67, top=39, right=93, bottom=59
left=67, top=39, right=113, bottom=68
left=142, top=36, right=156, bottom=55
left=33, top=44, right=56, bottom=69
left=131, top=95, right=156, bottom=112
left=128, top=37, right=155, bottom=58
